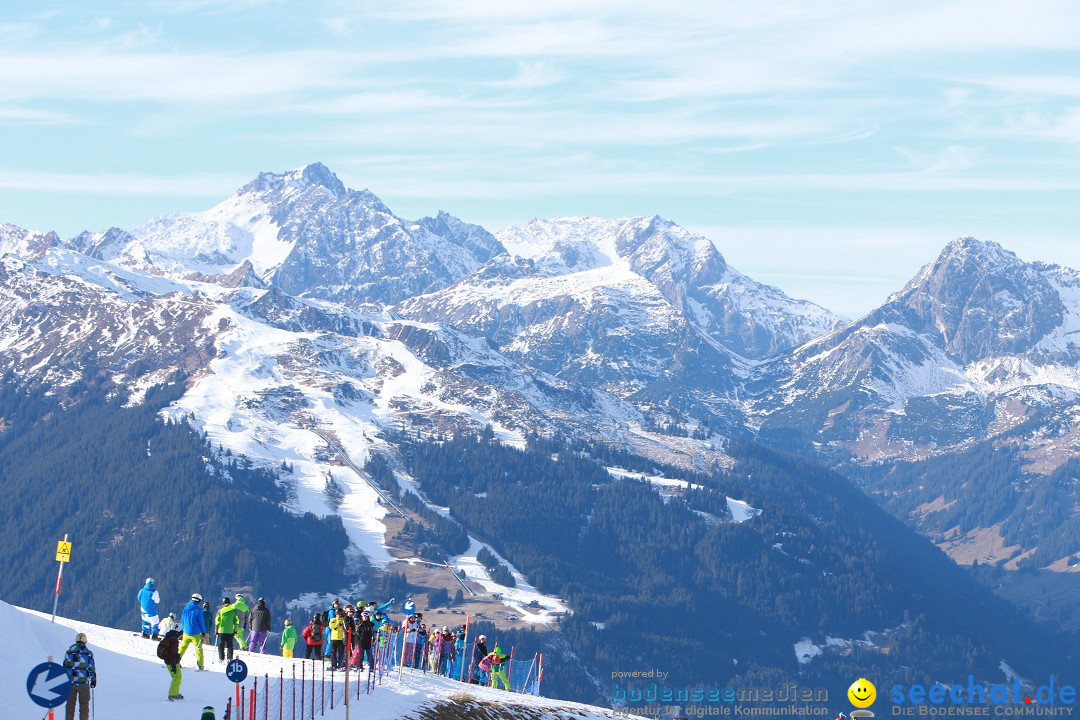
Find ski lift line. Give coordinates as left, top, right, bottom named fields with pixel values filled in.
left=311, top=429, right=476, bottom=598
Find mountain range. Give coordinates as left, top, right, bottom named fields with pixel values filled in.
left=2, top=163, right=1078, bottom=702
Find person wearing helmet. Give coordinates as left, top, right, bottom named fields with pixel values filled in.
left=248, top=598, right=272, bottom=654
left=469, top=634, right=489, bottom=684
left=179, top=592, right=207, bottom=670
left=356, top=610, right=375, bottom=670
left=280, top=619, right=298, bottom=658
left=233, top=594, right=250, bottom=650
left=488, top=645, right=510, bottom=690
left=302, top=613, right=324, bottom=660
left=435, top=627, right=454, bottom=676
left=63, top=632, right=96, bottom=720
left=215, top=597, right=239, bottom=663
left=159, top=612, right=179, bottom=635
left=137, top=577, right=161, bottom=639
left=451, top=627, right=466, bottom=679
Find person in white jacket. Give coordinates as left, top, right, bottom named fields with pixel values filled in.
left=159, top=613, right=179, bottom=635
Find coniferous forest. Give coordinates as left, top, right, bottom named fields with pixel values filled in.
left=1, top=374, right=1077, bottom=709
left=386, top=429, right=1078, bottom=703
left=0, top=375, right=353, bottom=629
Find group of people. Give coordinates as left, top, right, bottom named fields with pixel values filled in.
left=296, top=594, right=514, bottom=690
left=138, top=578, right=285, bottom=701
left=137, top=580, right=521, bottom=702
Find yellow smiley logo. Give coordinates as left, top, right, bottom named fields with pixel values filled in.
left=848, top=678, right=877, bottom=708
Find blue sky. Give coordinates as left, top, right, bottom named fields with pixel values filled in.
left=2, top=0, right=1079, bottom=317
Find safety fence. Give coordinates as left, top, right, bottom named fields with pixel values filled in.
left=220, top=627, right=544, bottom=719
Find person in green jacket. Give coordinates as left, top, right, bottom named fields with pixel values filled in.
left=233, top=594, right=250, bottom=650
left=215, top=597, right=239, bottom=662
left=280, top=618, right=298, bottom=658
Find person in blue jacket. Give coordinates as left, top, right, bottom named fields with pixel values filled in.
left=178, top=592, right=207, bottom=671
left=451, top=626, right=466, bottom=679
left=137, top=577, right=161, bottom=639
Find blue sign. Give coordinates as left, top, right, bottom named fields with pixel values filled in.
left=27, top=662, right=72, bottom=708
left=226, top=659, right=249, bottom=684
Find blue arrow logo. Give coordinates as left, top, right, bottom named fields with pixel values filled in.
left=27, top=662, right=72, bottom=708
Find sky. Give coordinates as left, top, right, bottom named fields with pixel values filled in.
left=2, top=1, right=1080, bottom=318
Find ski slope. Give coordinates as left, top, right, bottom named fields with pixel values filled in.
left=2, top=599, right=623, bottom=720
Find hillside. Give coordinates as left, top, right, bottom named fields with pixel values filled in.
left=2, top=599, right=615, bottom=720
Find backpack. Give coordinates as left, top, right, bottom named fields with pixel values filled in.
left=156, top=636, right=170, bottom=660
left=310, top=623, right=323, bottom=643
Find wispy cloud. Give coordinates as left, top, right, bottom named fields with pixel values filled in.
left=0, top=168, right=243, bottom=197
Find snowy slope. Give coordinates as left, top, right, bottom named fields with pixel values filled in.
left=495, top=216, right=842, bottom=360
left=2, top=600, right=623, bottom=720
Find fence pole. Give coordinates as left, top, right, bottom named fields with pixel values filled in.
left=459, top=615, right=470, bottom=682
left=320, top=659, right=324, bottom=717
left=521, top=653, right=535, bottom=694
left=279, top=668, right=283, bottom=720
left=293, top=665, right=297, bottom=720
left=249, top=686, right=255, bottom=720
left=507, top=645, right=515, bottom=691
left=300, top=661, right=305, bottom=719
left=265, top=672, right=269, bottom=720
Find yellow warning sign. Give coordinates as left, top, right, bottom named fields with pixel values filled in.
left=56, top=541, right=72, bottom=563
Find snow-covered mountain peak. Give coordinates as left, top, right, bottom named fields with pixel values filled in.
left=496, top=215, right=721, bottom=278
left=239, top=161, right=347, bottom=199
left=0, top=223, right=61, bottom=260
left=881, top=236, right=1066, bottom=364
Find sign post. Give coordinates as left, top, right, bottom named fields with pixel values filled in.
left=27, top=660, right=72, bottom=716
left=51, top=534, right=71, bottom=623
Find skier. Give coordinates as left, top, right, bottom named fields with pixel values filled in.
left=451, top=626, right=466, bottom=679
left=281, top=618, right=298, bottom=658
left=159, top=612, right=179, bottom=635
left=402, top=616, right=419, bottom=668
left=138, top=577, right=161, bottom=639
left=356, top=610, right=375, bottom=670
left=248, top=597, right=272, bottom=653
left=201, top=707, right=217, bottom=720
left=63, top=631, right=96, bottom=720
left=178, top=592, right=207, bottom=670
left=436, top=627, right=454, bottom=676
left=469, top=634, right=489, bottom=684
left=328, top=609, right=346, bottom=670
left=202, top=601, right=215, bottom=646
left=324, top=599, right=342, bottom=659
left=158, top=625, right=184, bottom=701
left=215, top=597, right=239, bottom=663
left=488, top=646, right=510, bottom=690
left=302, top=613, right=323, bottom=660
left=233, top=594, right=251, bottom=650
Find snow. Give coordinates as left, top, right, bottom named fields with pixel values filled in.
left=794, top=638, right=822, bottom=664
left=727, top=498, right=761, bottom=523
left=32, top=247, right=192, bottom=300
left=452, top=539, right=570, bottom=625
left=2, top=599, right=620, bottom=720
left=607, top=467, right=760, bottom=523
left=160, top=302, right=394, bottom=568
